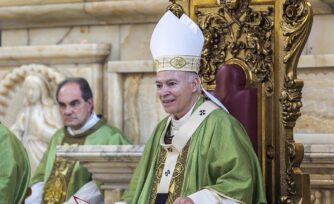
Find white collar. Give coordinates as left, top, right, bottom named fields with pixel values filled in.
left=171, top=96, right=200, bottom=130
left=160, top=98, right=198, bottom=150
left=160, top=99, right=219, bottom=152
left=171, top=101, right=197, bottom=131
left=67, top=112, right=100, bottom=136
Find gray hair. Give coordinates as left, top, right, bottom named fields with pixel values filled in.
left=185, top=72, right=202, bottom=93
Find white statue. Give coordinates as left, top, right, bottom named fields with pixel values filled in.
left=11, top=75, right=62, bottom=175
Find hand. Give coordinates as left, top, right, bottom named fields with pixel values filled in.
left=173, top=197, right=194, bottom=204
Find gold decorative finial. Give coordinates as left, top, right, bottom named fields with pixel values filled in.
left=166, top=0, right=184, bottom=18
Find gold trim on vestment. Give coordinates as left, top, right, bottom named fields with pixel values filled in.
left=149, top=130, right=191, bottom=204
left=166, top=141, right=190, bottom=203
left=42, top=119, right=106, bottom=204
left=43, top=157, right=76, bottom=204
left=150, top=146, right=168, bottom=204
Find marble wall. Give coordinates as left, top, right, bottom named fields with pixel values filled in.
left=0, top=44, right=109, bottom=125
left=295, top=0, right=334, bottom=136
left=296, top=68, right=334, bottom=133
left=0, top=0, right=169, bottom=145
left=295, top=1, right=334, bottom=203
left=107, top=61, right=167, bottom=144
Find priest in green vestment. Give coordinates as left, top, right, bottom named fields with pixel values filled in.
left=0, top=123, right=30, bottom=204
left=25, top=77, right=130, bottom=204
left=119, top=11, right=266, bottom=204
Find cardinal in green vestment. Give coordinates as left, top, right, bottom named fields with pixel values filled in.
left=119, top=10, right=266, bottom=204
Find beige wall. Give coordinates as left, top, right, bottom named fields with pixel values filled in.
left=0, top=0, right=169, bottom=145
left=295, top=0, right=334, bottom=141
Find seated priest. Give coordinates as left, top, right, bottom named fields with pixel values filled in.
left=25, top=77, right=131, bottom=204
left=0, top=123, right=30, bottom=204
left=119, top=11, right=266, bottom=204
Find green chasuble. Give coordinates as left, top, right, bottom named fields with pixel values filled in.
left=0, top=123, right=30, bottom=204
left=31, top=119, right=130, bottom=201
left=122, top=97, right=266, bottom=204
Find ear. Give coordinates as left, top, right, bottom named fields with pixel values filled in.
left=191, top=76, right=200, bottom=93
left=87, top=98, right=94, bottom=110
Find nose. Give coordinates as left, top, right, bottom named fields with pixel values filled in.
left=63, top=106, right=73, bottom=115
left=157, top=85, right=170, bottom=98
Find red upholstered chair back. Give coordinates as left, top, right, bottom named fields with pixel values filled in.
left=212, top=64, right=258, bottom=152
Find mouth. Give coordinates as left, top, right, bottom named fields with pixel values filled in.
left=161, top=99, right=175, bottom=107
left=64, top=117, right=77, bottom=122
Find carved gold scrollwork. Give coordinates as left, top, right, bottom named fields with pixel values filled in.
left=280, top=196, right=294, bottom=204
left=286, top=142, right=298, bottom=199
left=279, top=76, right=307, bottom=203
left=281, top=141, right=306, bottom=203
left=280, top=0, right=312, bottom=202
left=167, top=0, right=184, bottom=18
left=282, top=0, right=313, bottom=75
left=279, top=77, right=303, bottom=129
left=194, top=0, right=274, bottom=93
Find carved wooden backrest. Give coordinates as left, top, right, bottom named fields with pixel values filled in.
left=168, top=0, right=313, bottom=203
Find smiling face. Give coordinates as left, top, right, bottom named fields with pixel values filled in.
left=57, top=82, right=93, bottom=130
left=155, top=71, right=200, bottom=119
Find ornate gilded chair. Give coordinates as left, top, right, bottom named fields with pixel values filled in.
left=168, top=0, right=313, bottom=203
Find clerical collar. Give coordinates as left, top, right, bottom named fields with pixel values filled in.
left=171, top=105, right=193, bottom=131
left=171, top=97, right=199, bottom=131
left=67, top=112, right=100, bottom=136
left=160, top=97, right=199, bottom=147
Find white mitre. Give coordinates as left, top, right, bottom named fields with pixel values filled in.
left=150, top=10, right=204, bottom=73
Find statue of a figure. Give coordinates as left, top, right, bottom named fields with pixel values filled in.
left=11, top=75, right=62, bottom=175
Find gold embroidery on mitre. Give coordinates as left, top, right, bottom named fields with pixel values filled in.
left=154, top=59, right=160, bottom=69
left=154, top=56, right=201, bottom=73
left=170, top=57, right=187, bottom=68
